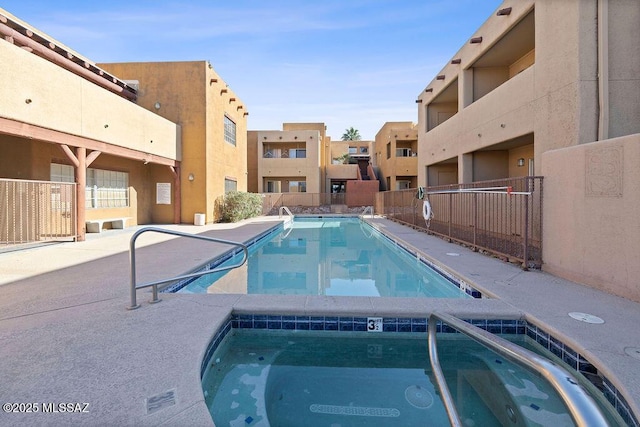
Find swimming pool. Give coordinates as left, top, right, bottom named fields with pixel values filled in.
left=174, top=217, right=474, bottom=298
left=201, top=327, right=624, bottom=426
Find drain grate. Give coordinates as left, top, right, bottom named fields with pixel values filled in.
left=309, top=404, right=400, bottom=418
left=405, top=385, right=433, bottom=409
left=568, top=312, right=604, bottom=324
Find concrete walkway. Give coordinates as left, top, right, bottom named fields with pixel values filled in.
left=0, top=216, right=638, bottom=426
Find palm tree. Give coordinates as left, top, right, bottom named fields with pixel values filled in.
left=341, top=127, right=362, bottom=141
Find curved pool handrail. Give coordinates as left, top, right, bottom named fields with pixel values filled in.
left=427, top=317, right=463, bottom=427
left=428, top=312, right=610, bottom=427
left=127, top=227, right=248, bottom=310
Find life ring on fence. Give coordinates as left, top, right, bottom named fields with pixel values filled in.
left=422, top=199, right=433, bottom=221
left=416, top=186, right=425, bottom=200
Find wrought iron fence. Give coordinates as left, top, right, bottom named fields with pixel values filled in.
left=0, top=178, right=77, bottom=245
left=376, top=177, right=543, bottom=269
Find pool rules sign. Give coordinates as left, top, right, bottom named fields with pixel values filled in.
left=156, top=183, right=171, bottom=205
left=367, top=317, right=383, bottom=332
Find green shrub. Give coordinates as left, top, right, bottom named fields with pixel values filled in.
left=219, top=191, right=263, bottom=223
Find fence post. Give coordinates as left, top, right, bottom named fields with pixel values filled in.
left=523, top=177, right=530, bottom=270
left=473, top=192, right=477, bottom=248
left=448, top=192, right=452, bottom=240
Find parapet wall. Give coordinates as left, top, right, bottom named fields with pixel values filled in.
left=541, top=134, right=640, bottom=303
left=346, top=180, right=379, bottom=207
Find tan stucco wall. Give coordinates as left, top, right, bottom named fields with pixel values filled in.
left=329, top=141, right=349, bottom=163
left=415, top=0, right=640, bottom=301
left=419, top=65, right=536, bottom=184
left=326, top=164, right=358, bottom=180
left=0, top=40, right=179, bottom=161
left=100, top=61, right=247, bottom=224
left=542, top=135, right=640, bottom=303
left=282, top=123, right=328, bottom=192
left=256, top=129, right=321, bottom=193
left=607, top=1, right=640, bottom=139
left=0, top=137, right=174, bottom=226
left=247, top=131, right=259, bottom=193
left=205, top=65, right=248, bottom=219
left=375, top=122, right=418, bottom=190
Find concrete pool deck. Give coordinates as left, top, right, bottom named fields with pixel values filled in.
left=0, top=215, right=638, bottom=426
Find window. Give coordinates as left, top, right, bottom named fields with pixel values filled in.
left=396, top=148, right=412, bottom=157
left=290, top=149, right=306, bottom=158
left=348, top=146, right=357, bottom=154
left=386, top=143, right=391, bottom=159
left=289, top=181, right=307, bottom=193
left=396, top=180, right=411, bottom=190
left=359, top=146, right=368, bottom=154
left=49, top=163, right=74, bottom=213
left=50, top=163, right=74, bottom=183
left=51, top=163, right=129, bottom=208
left=85, top=168, right=129, bottom=208
left=224, top=115, right=236, bottom=146
left=224, top=178, right=237, bottom=193
left=263, top=146, right=306, bottom=158
left=266, top=180, right=281, bottom=193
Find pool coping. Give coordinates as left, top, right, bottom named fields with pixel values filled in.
left=1, top=215, right=639, bottom=427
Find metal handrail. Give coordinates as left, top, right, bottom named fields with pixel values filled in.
left=279, top=205, right=293, bottom=219
left=428, top=312, right=610, bottom=427
left=360, top=205, right=374, bottom=218
left=127, top=227, right=248, bottom=310
left=279, top=206, right=294, bottom=226
left=428, top=316, right=462, bottom=427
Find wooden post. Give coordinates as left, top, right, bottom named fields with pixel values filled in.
left=169, top=166, right=181, bottom=224
left=76, top=147, right=86, bottom=241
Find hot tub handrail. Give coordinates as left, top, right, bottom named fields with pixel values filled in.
left=127, top=227, right=248, bottom=310
left=428, top=312, right=610, bottom=427
left=428, top=315, right=463, bottom=427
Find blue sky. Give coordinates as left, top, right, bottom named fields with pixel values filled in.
left=2, top=1, right=502, bottom=139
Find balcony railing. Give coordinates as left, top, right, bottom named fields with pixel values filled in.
left=376, top=177, right=543, bottom=269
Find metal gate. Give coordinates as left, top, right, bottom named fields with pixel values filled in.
left=0, top=178, right=77, bottom=245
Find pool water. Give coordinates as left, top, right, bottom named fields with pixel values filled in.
left=177, top=217, right=470, bottom=298
left=201, top=330, right=622, bottom=427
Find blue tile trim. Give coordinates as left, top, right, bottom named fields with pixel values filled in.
left=200, top=318, right=233, bottom=378
left=366, top=222, right=483, bottom=299
left=523, top=323, right=638, bottom=426
left=164, top=223, right=284, bottom=293
left=201, top=314, right=638, bottom=426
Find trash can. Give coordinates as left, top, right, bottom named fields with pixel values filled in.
left=194, top=213, right=205, bottom=226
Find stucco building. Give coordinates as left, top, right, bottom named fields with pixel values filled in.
left=0, top=9, right=179, bottom=242
left=416, top=0, right=640, bottom=302
left=248, top=123, right=378, bottom=208
left=0, top=9, right=246, bottom=244
left=374, top=122, right=418, bottom=191
left=247, top=123, right=325, bottom=195
left=99, top=61, right=248, bottom=225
